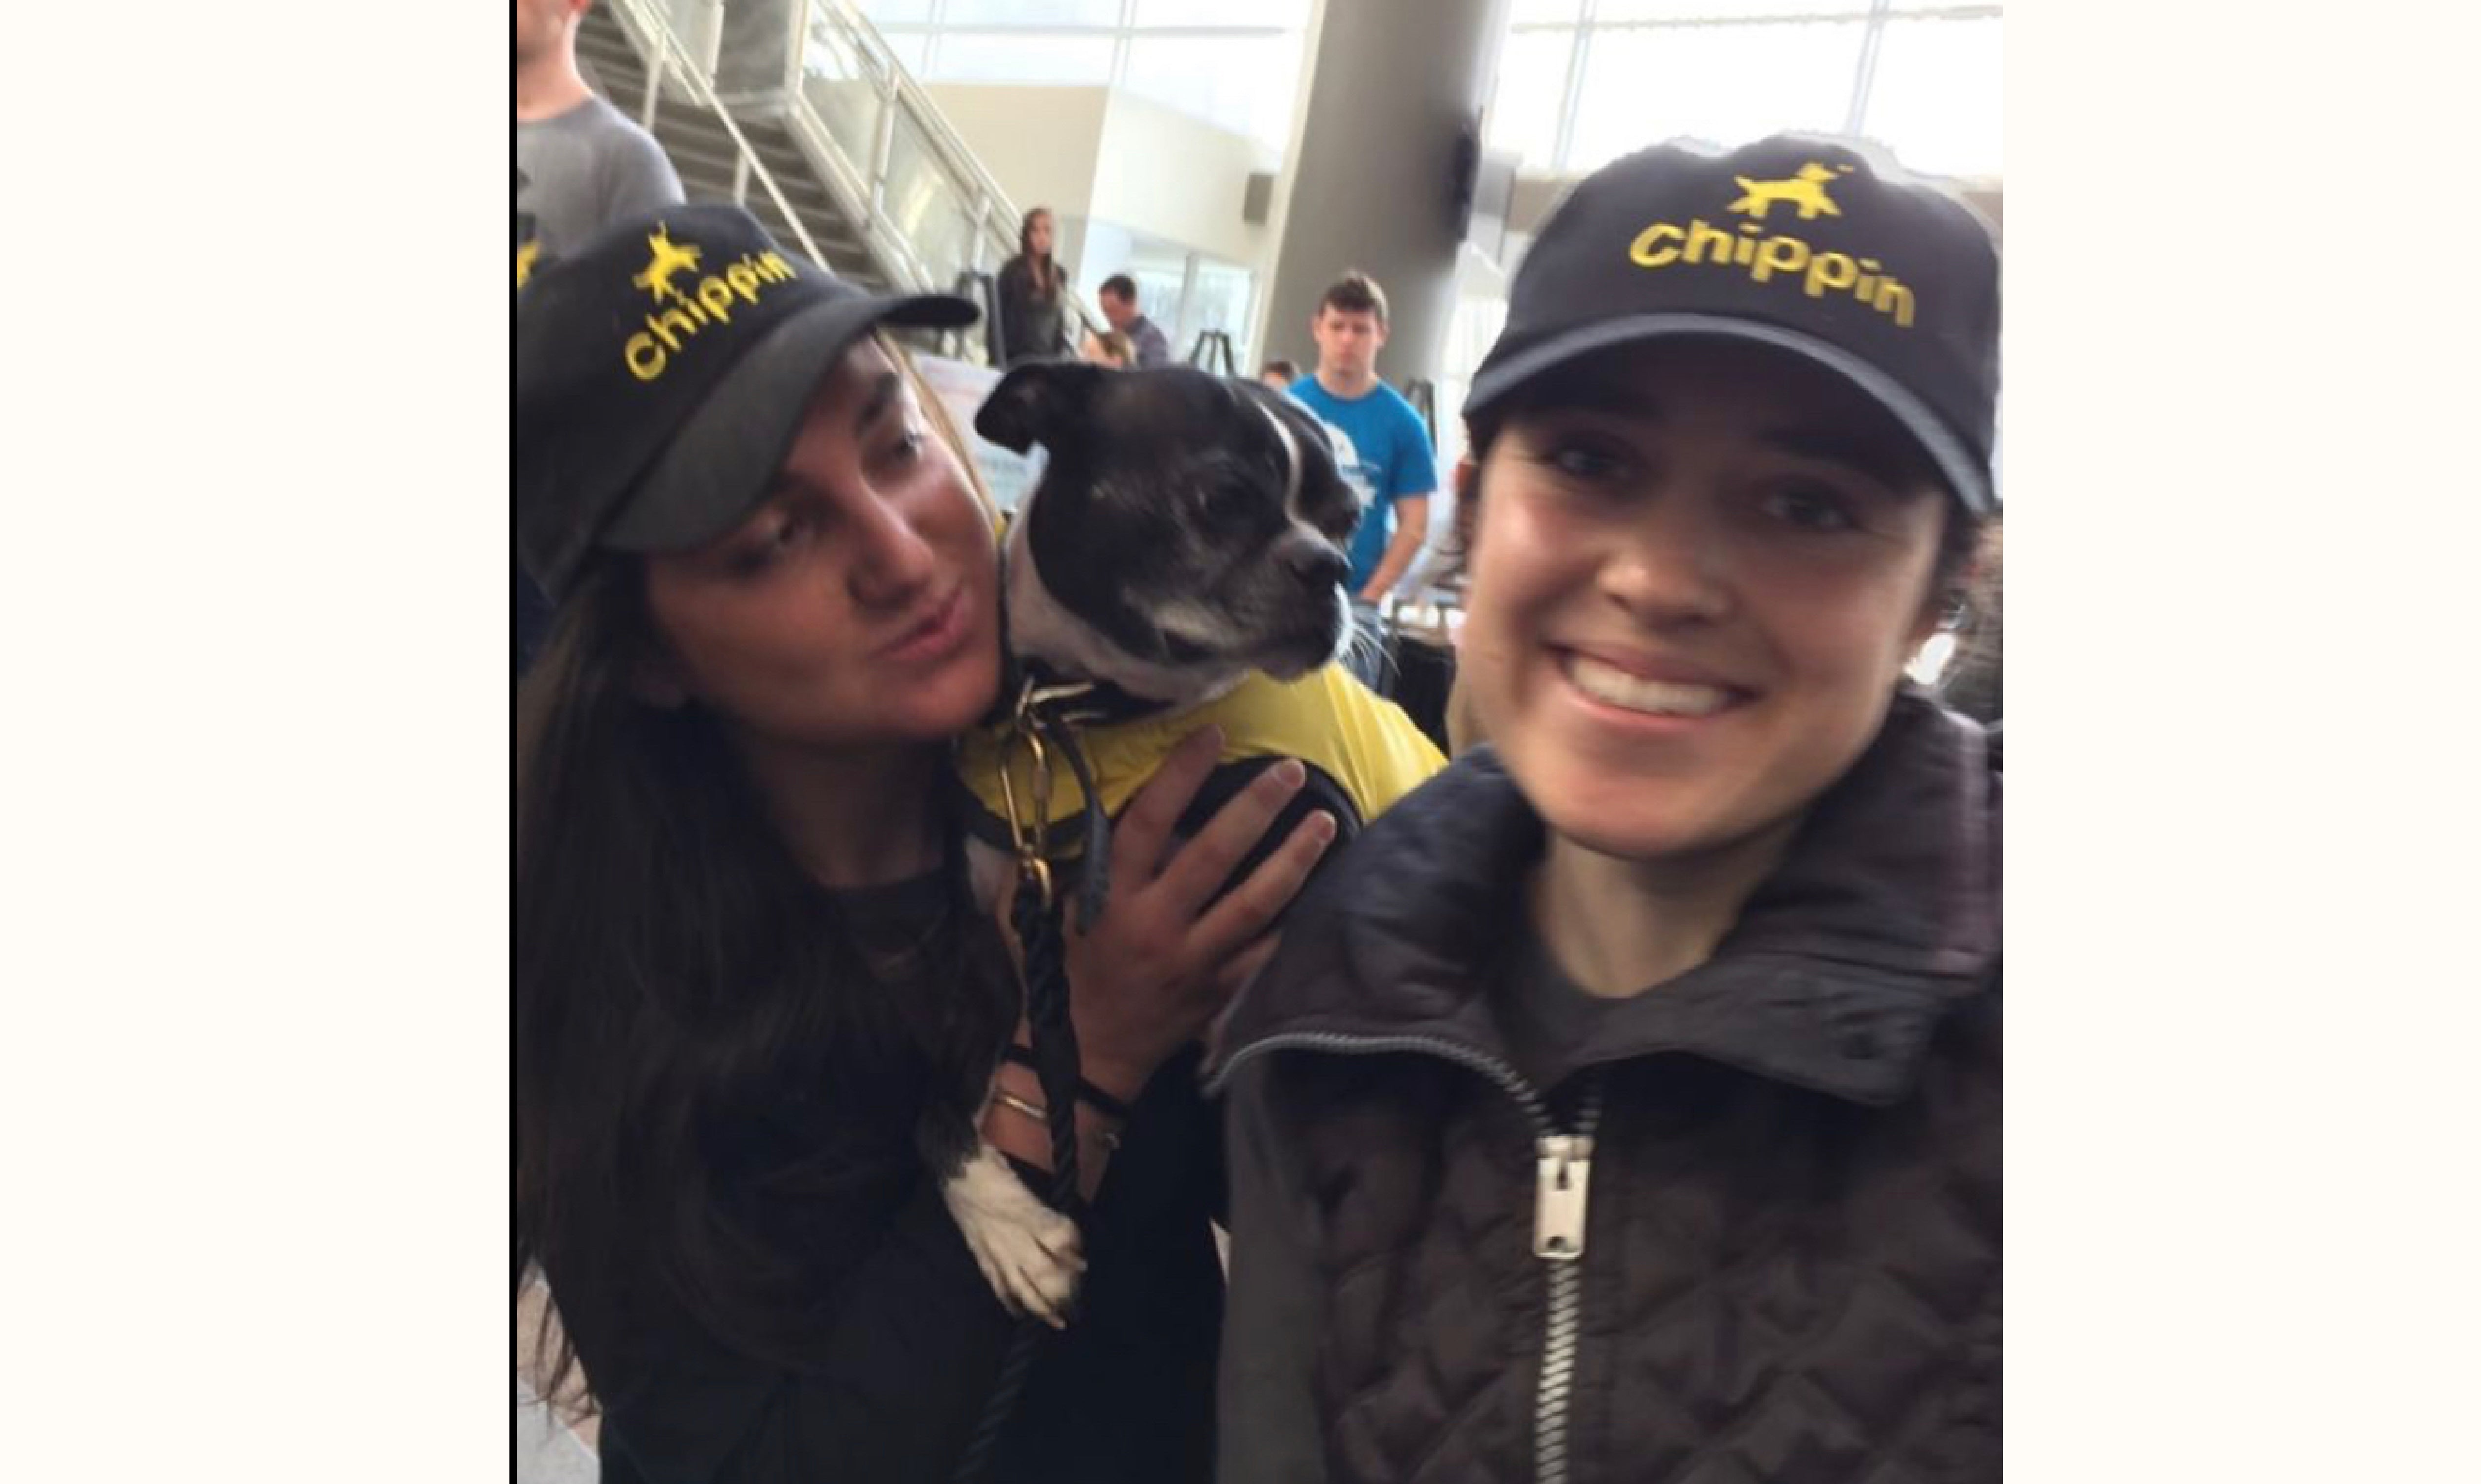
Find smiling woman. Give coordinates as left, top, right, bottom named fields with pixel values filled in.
left=1453, top=338, right=1962, bottom=874
left=1210, top=135, right=2003, bottom=1484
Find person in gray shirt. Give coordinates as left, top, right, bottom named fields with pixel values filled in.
left=516, top=0, right=683, bottom=288
left=516, top=0, right=685, bottom=672
left=1098, top=274, right=1172, bottom=368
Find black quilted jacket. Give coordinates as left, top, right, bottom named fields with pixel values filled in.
left=1210, top=690, right=2001, bottom=1484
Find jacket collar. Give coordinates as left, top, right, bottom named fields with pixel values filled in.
left=1214, top=688, right=2000, bottom=1106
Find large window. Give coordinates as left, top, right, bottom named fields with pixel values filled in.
left=1863, top=12, right=2001, bottom=177
left=1486, top=2, right=2002, bottom=181
left=1105, top=247, right=1259, bottom=368
left=855, top=0, right=1314, bottom=152
left=1181, top=259, right=1259, bottom=363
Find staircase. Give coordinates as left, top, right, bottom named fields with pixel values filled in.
left=563, top=0, right=1100, bottom=365
left=575, top=2, right=885, bottom=291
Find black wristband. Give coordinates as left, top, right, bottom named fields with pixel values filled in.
left=1002, top=1042, right=1135, bottom=1122
left=1074, top=1078, right=1134, bottom=1123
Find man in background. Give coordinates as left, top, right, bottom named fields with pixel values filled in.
left=1284, top=271, right=1438, bottom=685
left=517, top=0, right=684, bottom=287
left=515, top=0, right=685, bottom=673
left=1097, top=275, right=1173, bottom=369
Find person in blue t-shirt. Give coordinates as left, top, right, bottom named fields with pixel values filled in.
left=1286, top=271, right=1440, bottom=605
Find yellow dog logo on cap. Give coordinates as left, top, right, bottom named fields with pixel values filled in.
left=632, top=227, right=705, bottom=303
left=1726, top=162, right=1852, bottom=222
left=1627, top=159, right=1914, bottom=328
left=615, top=223, right=800, bottom=382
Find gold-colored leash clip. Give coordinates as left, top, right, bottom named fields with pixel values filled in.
left=995, top=674, right=1060, bottom=910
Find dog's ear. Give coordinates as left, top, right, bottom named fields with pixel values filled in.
left=974, top=361, right=1107, bottom=454
left=1244, top=380, right=1347, bottom=483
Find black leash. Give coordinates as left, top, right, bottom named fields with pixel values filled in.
left=948, top=674, right=1117, bottom=1484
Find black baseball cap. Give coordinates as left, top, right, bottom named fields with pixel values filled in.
left=1465, top=135, right=2000, bottom=514
left=515, top=203, right=979, bottom=598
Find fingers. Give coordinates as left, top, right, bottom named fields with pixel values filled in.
left=1187, top=809, right=1337, bottom=966
left=1153, top=758, right=1310, bottom=910
left=1108, top=725, right=1226, bottom=884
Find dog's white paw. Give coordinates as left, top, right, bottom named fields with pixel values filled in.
left=941, top=1140, right=1085, bottom=1328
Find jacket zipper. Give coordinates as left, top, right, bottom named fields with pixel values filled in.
left=1213, top=1033, right=1606, bottom=1484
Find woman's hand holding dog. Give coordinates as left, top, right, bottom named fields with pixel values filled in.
left=1067, top=725, right=1336, bottom=1102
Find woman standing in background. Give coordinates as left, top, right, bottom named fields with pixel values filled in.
left=993, top=206, right=1072, bottom=366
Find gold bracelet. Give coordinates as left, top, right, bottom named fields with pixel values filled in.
left=992, top=1089, right=1122, bottom=1151
left=993, top=1088, right=1049, bottom=1123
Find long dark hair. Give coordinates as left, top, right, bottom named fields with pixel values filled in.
left=513, top=552, right=1013, bottom=1409
left=1012, top=207, right=1062, bottom=300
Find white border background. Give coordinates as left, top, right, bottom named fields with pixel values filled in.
left=4, top=1, right=2478, bottom=1479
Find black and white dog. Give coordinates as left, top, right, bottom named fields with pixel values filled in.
left=922, top=361, right=1376, bottom=1325
left=982, top=360, right=1363, bottom=703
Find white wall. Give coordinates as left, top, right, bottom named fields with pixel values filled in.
left=1087, top=91, right=1276, bottom=270
left=923, top=82, right=1274, bottom=274
left=921, top=84, right=1109, bottom=229
left=1065, top=220, right=1138, bottom=305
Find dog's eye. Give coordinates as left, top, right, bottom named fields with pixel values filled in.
left=1188, top=479, right=1250, bottom=518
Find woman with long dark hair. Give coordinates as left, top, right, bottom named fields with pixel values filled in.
left=515, top=204, right=1333, bottom=1483
left=992, top=206, right=1072, bottom=366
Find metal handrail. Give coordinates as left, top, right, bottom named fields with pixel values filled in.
left=600, top=0, right=830, bottom=271
left=597, top=0, right=1103, bottom=362
left=773, top=27, right=938, bottom=293
left=797, top=0, right=1105, bottom=352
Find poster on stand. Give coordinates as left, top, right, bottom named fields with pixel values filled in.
left=913, top=354, right=1044, bottom=515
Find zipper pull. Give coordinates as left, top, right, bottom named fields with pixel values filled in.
left=1533, top=1133, right=1594, bottom=1261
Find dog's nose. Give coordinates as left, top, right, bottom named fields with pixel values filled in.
left=1286, top=539, right=1349, bottom=590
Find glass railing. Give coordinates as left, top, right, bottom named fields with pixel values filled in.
left=595, top=0, right=1098, bottom=363
left=658, top=0, right=721, bottom=71
left=598, top=0, right=829, bottom=269
left=801, top=20, right=883, bottom=165
left=792, top=0, right=1102, bottom=357
left=882, top=111, right=980, bottom=292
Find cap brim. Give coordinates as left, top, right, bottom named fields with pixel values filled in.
left=1463, top=312, right=1996, bottom=516
left=602, top=289, right=980, bottom=553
